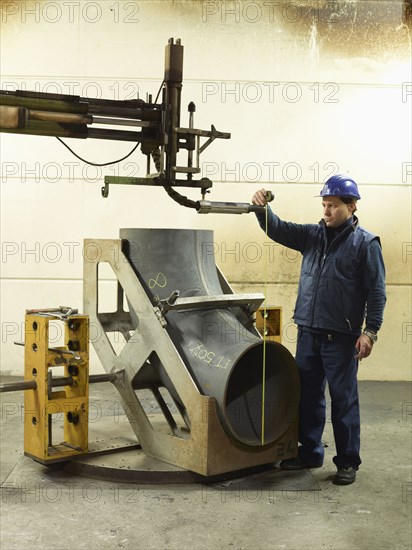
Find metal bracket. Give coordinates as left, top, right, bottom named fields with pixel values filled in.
left=159, top=293, right=264, bottom=314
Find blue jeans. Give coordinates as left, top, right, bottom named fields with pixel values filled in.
left=295, top=328, right=361, bottom=469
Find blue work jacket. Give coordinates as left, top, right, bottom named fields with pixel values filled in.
left=256, top=209, right=386, bottom=336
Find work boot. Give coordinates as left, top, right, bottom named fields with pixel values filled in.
left=280, top=457, right=323, bottom=470
left=334, top=467, right=357, bottom=485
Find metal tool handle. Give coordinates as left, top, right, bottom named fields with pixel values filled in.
left=196, top=192, right=274, bottom=215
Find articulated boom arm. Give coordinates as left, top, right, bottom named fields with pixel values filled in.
left=0, top=38, right=270, bottom=214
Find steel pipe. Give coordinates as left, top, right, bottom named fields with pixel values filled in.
left=120, top=228, right=299, bottom=447
left=0, top=380, right=37, bottom=393
left=0, top=373, right=116, bottom=393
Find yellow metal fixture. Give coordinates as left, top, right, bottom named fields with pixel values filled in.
left=256, top=307, right=282, bottom=343
left=23, top=311, right=89, bottom=464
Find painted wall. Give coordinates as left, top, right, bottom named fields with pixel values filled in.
left=0, top=0, right=411, bottom=379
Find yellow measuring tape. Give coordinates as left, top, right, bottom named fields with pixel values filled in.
left=261, top=203, right=269, bottom=445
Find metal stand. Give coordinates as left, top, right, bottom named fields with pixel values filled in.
left=83, top=237, right=298, bottom=477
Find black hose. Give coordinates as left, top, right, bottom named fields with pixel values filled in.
left=164, top=185, right=199, bottom=209
left=151, top=148, right=199, bottom=210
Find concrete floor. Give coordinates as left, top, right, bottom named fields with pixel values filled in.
left=0, top=379, right=411, bottom=550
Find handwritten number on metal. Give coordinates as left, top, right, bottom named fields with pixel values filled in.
left=148, top=272, right=167, bottom=303
left=149, top=272, right=167, bottom=290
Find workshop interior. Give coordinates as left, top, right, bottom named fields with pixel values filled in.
left=0, top=1, right=411, bottom=549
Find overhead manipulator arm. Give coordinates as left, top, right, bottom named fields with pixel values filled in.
left=0, top=38, right=273, bottom=214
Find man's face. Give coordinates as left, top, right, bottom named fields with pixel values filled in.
left=322, top=196, right=355, bottom=228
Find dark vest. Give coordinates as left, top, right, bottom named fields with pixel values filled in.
left=293, top=220, right=379, bottom=335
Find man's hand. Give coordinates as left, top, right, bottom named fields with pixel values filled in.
left=355, top=333, right=374, bottom=361
left=252, top=188, right=269, bottom=206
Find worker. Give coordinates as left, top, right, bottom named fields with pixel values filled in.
left=252, top=175, right=386, bottom=485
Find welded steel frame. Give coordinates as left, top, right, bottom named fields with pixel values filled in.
left=83, top=238, right=297, bottom=476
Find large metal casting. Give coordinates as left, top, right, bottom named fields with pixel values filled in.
left=84, top=231, right=299, bottom=476
left=121, top=228, right=299, bottom=447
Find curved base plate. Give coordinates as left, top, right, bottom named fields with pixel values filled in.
left=64, top=443, right=281, bottom=484
left=65, top=449, right=187, bottom=484
left=62, top=414, right=314, bottom=488
left=64, top=444, right=319, bottom=492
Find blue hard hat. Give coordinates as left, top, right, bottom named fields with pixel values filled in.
left=318, top=174, right=361, bottom=200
